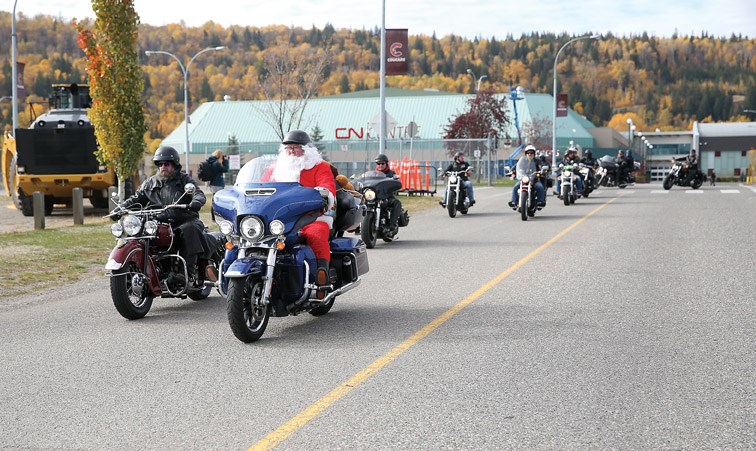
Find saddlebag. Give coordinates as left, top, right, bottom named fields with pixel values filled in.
left=330, top=237, right=369, bottom=283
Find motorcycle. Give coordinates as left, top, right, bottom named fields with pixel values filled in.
left=663, top=157, right=704, bottom=190
left=350, top=170, right=409, bottom=248
left=211, top=155, right=369, bottom=343
left=105, top=184, right=226, bottom=320
left=596, top=155, right=635, bottom=188
left=578, top=163, right=596, bottom=197
left=511, top=167, right=548, bottom=221
left=441, top=168, right=474, bottom=218
left=558, top=162, right=579, bottom=206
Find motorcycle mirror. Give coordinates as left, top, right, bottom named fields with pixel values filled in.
left=110, top=191, right=119, bottom=200
left=184, top=183, right=196, bottom=195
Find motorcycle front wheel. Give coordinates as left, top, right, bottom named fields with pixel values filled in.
left=563, top=185, right=571, bottom=206
left=110, top=263, right=154, bottom=320
left=447, top=190, right=457, bottom=218
left=360, top=211, right=377, bottom=249
left=663, top=175, right=674, bottom=190
left=519, top=192, right=528, bottom=221
left=227, top=276, right=270, bottom=343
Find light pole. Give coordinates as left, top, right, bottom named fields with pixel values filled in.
left=465, top=69, right=486, bottom=93
left=552, top=34, right=599, bottom=167
left=145, top=46, right=226, bottom=172
left=11, top=0, right=19, bottom=133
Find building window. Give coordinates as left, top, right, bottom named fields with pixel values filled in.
left=743, top=151, right=747, bottom=157
left=715, top=151, right=721, bottom=157
left=734, top=168, right=741, bottom=176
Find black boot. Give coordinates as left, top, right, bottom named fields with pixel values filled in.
left=185, top=254, right=200, bottom=289
left=316, top=258, right=329, bottom=300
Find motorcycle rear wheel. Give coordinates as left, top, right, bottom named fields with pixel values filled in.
left=110, top=263, right=154, bottom=320
left=227, top=276, right=270, bottom=343
left=360, top=212, right=377, bottom=249
left=691, top=176, right=703, bottom=189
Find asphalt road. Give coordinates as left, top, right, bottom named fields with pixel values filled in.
left=1, top=183, right=754, bottom=450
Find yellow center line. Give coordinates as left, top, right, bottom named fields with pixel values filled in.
left=250, top=195, right=621, bottom=451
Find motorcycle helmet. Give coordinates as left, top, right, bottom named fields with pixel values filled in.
left=453, top=151, right=464, bottom=162
left=153, top=145, right=181, bottom=167
left=282, top=130, right=312, bottom=145
left=584, top=149, right=593, bottom=158
left=524, top=145, right=536, bottom=154
left=375, top=154, right=389, bottom=164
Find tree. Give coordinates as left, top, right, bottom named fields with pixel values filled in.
left=310, top=124, right=326, bottom=152
left=255, top=42, right=331, bottom=141
left=519, top=114, right=553, bottom=151
left=76, top=0, right=146, bottom=201
left=442, top=90, right=510, bottom=156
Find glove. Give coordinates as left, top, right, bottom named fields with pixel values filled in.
left=108, top=208, right=122, bottom=222
left=314, top=186, right=335, bottom=211
left=189, top=200, right=203, bottom=212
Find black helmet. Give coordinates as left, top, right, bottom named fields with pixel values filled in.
left=282, top=130, right=312, bottom=145
left=453, top=151, right=464, bottom=160
left=375, top=154, right=389, bottom=164
left=585, top=149, right=593, bottom=157
left=153, top=145, right=181, bottom=166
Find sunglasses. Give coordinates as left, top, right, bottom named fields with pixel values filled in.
left=156, top=161, right=172, bottom=167
left=376, top=162, right=387, bottom=166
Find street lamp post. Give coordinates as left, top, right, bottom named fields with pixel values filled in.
left=552, top=34, right=599, bottom=167
left=11, top=0, right=19, bottom=133
left=465, top=69, right=487, bottom=93
left=145, top=46, right=226, bottom=172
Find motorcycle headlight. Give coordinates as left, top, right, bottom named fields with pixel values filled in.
left=564, top=171, right=572, bottom=177
left=269, top=220, right=285, bottom=235
left=364, top=189, right=376, bottom=201
left=110, top=222, right=124, bottom=238
left=449, top=174, right=458, bottom=184
left=521, top=176, right=530, bottom=184
left=239, top=216, right=264, bottom=241
left=122, top=215, right=142, bottom=236
left=219, top=220, right=234, bottom=235
left=144, top=220, right=158, bottom=235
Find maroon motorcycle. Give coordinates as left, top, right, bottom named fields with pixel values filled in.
left=105, top=185, right=225, bottom=319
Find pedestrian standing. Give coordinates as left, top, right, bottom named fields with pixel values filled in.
left=207, top=149, right=230, bottom=193
left=710, top=170, right=716, bottom=186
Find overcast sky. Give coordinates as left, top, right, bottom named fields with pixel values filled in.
left=7, top=0, right=754, bottom=39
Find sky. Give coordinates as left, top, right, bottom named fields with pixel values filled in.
left=7, top=0, right=755, bottom=39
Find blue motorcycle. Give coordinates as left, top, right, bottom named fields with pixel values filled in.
left=211, top=155, right=368, bottom=343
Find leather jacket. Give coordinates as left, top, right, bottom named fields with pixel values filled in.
left=122, top=171, right=206, bottom=224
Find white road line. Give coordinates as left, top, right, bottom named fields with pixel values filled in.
left=685, top=190, right=704, bottom=194
left=720, top=189, right=740, bottom=194
left=650, top=190, right=669, bottom=194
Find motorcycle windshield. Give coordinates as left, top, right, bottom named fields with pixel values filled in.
left=353, top=171, right=402, bottom=196
left=213, top=155, right=323, bottom=236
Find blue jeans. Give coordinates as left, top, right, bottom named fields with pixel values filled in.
left=444, top=180, right=474, bottom=204
left=511, top=181, right=545, bottom=204
left=555, top=173, right=583, bottom=194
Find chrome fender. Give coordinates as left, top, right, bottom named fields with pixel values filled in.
left=225, top=257, right=266, bottom=278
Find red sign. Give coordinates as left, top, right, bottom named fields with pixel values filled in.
left=556, top=93, right=568, bottom=117
left=385, top=29, right=408, bottom=75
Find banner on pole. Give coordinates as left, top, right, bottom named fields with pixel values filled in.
left=556, top=93, right=568, bottom=117
left=385, top=29, right=408, bottom=75
left=16, top=62, right=26, bottom=102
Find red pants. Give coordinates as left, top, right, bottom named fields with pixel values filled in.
left=301, top=221, right=330, bottom=263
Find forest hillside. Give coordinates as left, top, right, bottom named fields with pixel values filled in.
left=1, top=12, right=754, bottom=146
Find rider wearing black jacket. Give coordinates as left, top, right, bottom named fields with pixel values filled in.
left=374, top=154, right=402, bottom=237
left=116, top=146, right=210, bottom=286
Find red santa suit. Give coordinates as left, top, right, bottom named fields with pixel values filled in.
left=298, top=161, right=336, bottom=263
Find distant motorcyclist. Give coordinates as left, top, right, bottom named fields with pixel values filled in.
left=615, top=149, right=629, bottom=187
left=580, top=149, right=598, bottom=168
left=683, top=148, right=699, bottom=184
left=508, top=145, right=545, bottom=208
left=555, top=147, right=584, bottom=197
left=374, top=154, right=402, bottom=238
left=113, top=146, right=210, bottom=288
left=439, top=151, right=475, bottom=207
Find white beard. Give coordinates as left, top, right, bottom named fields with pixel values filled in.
left=271, top=144, right=323, bottom=182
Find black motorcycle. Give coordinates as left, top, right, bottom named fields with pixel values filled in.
left=596, top=155, right=635, bottom=188
left=441, top=168, right=474, bottom=218
left=663, top=157, right=704, bottom=190
left=351, top=170, right=409, bottom=248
